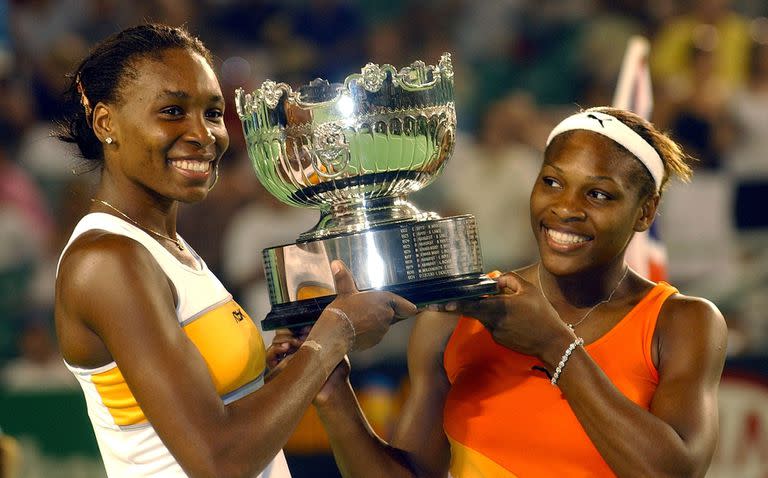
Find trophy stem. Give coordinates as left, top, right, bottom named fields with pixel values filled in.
left=298, top=196, right=439, bottom=242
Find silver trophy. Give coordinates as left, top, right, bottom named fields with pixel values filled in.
left=235, top=53, right=496, bottom=330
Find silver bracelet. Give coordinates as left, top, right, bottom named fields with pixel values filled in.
left=326, top=307, right=355, bottom=350
left=551, top=337, right=584, bottom=386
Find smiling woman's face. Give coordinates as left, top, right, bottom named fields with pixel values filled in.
left=530, top=130, right=651, bottom=276
left=103, top=47, right=229, bottom=204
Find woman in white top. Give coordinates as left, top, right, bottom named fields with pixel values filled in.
left=54, top=23, right=416, bottom=478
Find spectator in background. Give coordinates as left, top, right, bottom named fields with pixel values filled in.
left=0, top=0, right=8, bottom=48
left=652, top=0, right=752, bottom=90
left=655, top=25, right=731, bottom=171
left=575, top=0, right=648, bottom=107
left=365, top=20, right=407, bottom=66
left=13, top=31, right=87, bottom=212
left=0, top=319, right=77, bottom=392
left=219, top=171, right=317, bottom=320
left=0, top=101, right=53, bottom=359
left=9, top=0, right=88, bottom=70
left=291, top=0, right=365, bottom=81
left=718, top=19, right=768, bottom=352
left=0, top=132, right=53, bottom=261
left=649, top=16, right=742, bottom=308
left=27, top=32, right=88, bottom=121
left=723, top=19, right=768, bottom=187
left=435, top=92, right=546, bottom=272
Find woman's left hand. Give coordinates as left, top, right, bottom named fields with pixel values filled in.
left=453, top=272, right=572, bottom=358
left=265, top=325, right=352, bottom=405
left=265, top=326, right=311, bottom=382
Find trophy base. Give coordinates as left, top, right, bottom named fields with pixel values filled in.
left=260, top=215, right=495, bottom=331
left=261, top=273, right=498, bottom=330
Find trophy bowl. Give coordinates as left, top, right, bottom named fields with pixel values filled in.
left=236, top=53, right=497, bottom=330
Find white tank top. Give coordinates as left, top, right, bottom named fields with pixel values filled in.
left=58, top=213, right=291, bottom=478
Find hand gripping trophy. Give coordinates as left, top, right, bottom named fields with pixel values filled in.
left=236, top=54, right=497, bottom=330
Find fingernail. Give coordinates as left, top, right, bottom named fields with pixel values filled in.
left=445, top=302, right=457, bottom=312
left=331, top=260, right=341, bottom=274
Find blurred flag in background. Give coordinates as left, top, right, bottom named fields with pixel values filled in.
left=613, top=36, right=668, bottom=282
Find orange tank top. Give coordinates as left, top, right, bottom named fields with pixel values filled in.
left=443, top=282, right=678, bottom=478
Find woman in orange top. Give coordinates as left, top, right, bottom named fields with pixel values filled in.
left=272, top=106, right=727, bottom=477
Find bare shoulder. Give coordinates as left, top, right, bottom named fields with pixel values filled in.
left=56, top=231, right=174, bottom=334
left=658, top=292, right=727, bottom=339
left=59, top=231, right=168, bottom=293
left=656, top=292, right=728, bottom=381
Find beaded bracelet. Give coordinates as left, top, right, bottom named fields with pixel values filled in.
left=551, top=337, right=584, bottom=386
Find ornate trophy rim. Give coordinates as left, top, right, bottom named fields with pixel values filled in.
left=236, top=52, right=457, bottom=241
left=235, top=52, right=455, bottom=117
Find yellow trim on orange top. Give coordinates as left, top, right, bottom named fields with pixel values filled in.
left=447, top=434, right=519, bottom=478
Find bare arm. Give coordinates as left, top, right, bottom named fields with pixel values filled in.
left=549, top=296, right=727, bottom=478
left=55, top=234, right=414, bottom=478
left=312, top=311, right=456, bottom=478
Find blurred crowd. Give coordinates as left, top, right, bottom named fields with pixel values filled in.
left=2, top=0, right=768, bottom=396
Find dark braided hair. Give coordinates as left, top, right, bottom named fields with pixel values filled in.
left=57, top=24, right=213, bottom=163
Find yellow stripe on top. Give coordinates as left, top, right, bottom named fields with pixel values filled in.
left=92, top=367, right=148, bottom=427
left=447, top=435, right=519, bottom=478
left=182, top=299, right=266, bottom=397
left=93, top=299, right=265, bottom=427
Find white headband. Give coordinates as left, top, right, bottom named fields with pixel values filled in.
left=546, top=111, right=664, bottom=191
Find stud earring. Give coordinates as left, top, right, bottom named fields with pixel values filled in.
left=105, top=137, right=113, bottom=144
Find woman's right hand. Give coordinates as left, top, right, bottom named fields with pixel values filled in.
left=270, top=261, right=415, bottom=400
left=308, top=260, right=417, bottom=353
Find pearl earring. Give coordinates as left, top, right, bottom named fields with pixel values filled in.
left=105, top=137, right=113, bottom=144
